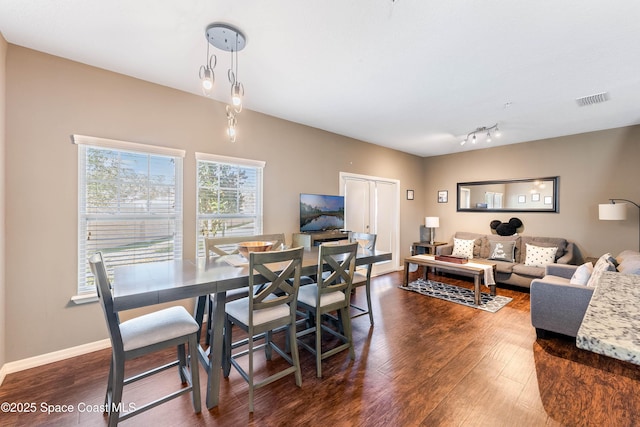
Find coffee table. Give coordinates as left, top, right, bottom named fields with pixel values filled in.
left=403, top=255, right=497, bottom=305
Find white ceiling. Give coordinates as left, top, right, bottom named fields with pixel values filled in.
left=1, top=1, right=640, bottom=157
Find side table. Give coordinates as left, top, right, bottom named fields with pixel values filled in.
left=412, top=241, right=447, bottom=256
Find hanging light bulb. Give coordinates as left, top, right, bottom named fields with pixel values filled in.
left=198, top=43, right=216, bottom=96
left=228, top=34, right=244, bottom=113
left=231, top=81, right=244, bottom=112
left=486, top=131, right=492, bottom=143
left=472, top=133, right=477, bottom=144
left=226, top=105, right=237, bottom=143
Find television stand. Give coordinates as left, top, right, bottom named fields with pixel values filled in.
left=292, top=231, right=349, bottom=248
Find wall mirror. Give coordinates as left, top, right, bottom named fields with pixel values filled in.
left=457, top=177, right=559, bottom=213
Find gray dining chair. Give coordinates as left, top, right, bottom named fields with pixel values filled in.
left=348, top=232, right=377, bottom=325
left=222, top=247, right=304, bottom=412
left=296, top=242, right=358, bottom=378
left=203, top=233, right=286, bottom=346
left=88, top=252, right=201, bottom=427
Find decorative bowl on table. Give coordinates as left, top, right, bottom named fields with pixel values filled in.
left=237, top=241, right=274, bottom=259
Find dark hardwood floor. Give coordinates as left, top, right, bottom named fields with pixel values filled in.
left=2, top=269, right=640, bottom=426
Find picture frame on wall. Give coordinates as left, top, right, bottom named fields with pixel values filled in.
left=438, top=190, right=448, bottom=203
left=532, top=193, right=540, bottom=202
left=407, top=189, right=414, bottom=200
left=518, top=195, right=526, bottom=203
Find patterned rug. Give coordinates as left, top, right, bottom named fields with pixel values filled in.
left=400, top=279, right=512, bottom=313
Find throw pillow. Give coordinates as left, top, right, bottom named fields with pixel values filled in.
left=569, top=262, right=594, bottom=286
left=619, top=258, right=640, bottom=275
left=586, top=255, right=617, bottom=287
left=524, top=244, right=557, bottom=268
left=592, top=252, right=615, bottom=271
left=488, top=240, right=516, bottom=262
left=452, top=238, right=474, bottom=259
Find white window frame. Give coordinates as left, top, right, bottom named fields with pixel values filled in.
left=72, top=135, right=185, bottom=303
left=195, top=152, right=265, bottom=257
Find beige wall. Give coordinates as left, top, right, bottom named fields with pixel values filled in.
left=0, top=33, right=7, bottom=371
left=6, top=43, right=639, bottom=364
left=4, top=45, right=425, bottom=362
left=423, top=126, right=640, bottom=258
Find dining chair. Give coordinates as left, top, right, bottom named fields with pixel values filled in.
left=88, top=252, right=201, bottom=427
left=222, top=247, right=304, bottom=412
left=296, top=242, right=358, bottom=378
left=348, top=232, right=377, bottom=325
left=203, top=233, right=286, bottom=346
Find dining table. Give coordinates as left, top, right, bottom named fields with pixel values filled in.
left=112, top=244, right=392, bottom=409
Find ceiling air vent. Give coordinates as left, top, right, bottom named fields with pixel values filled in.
left=576, top=92, right=610, bottom=107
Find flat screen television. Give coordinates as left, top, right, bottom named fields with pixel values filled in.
left=299, top=193, right=345, bottom=232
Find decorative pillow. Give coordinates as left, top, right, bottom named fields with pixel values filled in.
left=616, top=250, right=640, bottom=264
left=570, top=262, right=594, bottom=285
left=452, top=238, right=474, bottom=259
left=619, top=258, right=640, bottom=275
left=488, top=240, right=516, bottom=262
left=586, top=256, right=617, bottom=287
left=524, top=244, right=557, bottom=268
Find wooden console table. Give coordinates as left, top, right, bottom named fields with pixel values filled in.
left=292, top=231, right=349, bottom=248
left=576, top=271, right=640, bottom=364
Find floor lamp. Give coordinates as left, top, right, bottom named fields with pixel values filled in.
left=598, top=198, right=640, bottom=251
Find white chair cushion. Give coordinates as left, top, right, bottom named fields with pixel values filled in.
left=120, top=306, right=199, bottom=352
left=352, top=270, right=367, bottom=286
left=298, top=284, right=345, bottom=308
left=225, top=297, right=290, bottom=326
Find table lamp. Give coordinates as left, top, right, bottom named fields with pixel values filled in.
left=425, top=216, right=440, bottom=245
left=599, top=198, right=640, bottom=250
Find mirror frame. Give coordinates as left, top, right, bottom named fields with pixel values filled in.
left=457, top=177, right=559, bottom=213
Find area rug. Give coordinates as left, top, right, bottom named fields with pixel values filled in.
left=400, top=279, right=512, bottom=313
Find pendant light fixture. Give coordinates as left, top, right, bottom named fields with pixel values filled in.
left=201, top=23, right=247, bottom=142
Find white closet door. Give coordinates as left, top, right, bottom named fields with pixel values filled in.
left=343, top=177, right=371, bottom=234
left=341, top=173, right=399, bottom=275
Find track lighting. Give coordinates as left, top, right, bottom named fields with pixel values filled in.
left=460, top=123, right=501, bottom=146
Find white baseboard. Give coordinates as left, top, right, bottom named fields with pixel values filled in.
left=0, top=363, right=7, bottom=386
left=0, top=339, right=111, bottom=386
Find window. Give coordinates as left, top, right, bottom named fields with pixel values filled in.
left=196, top=153, right=265, bottom=257
left=74, top=135, right=185, bottom=296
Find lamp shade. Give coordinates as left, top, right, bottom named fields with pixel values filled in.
left=599, top=203, right=627, bottom=220
left=425, top=216, right=440, bottom=228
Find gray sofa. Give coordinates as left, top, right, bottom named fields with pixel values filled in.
left=530, top=250, right=640, bottom=338
left=436, top=231, right=576, bottom=288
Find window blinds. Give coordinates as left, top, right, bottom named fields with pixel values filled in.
left=76, top=136, right=184, bottom=295
left=196, top=154, right=264, bottom=257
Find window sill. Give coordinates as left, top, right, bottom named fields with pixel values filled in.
left=71, top=293, right=99, bottom=305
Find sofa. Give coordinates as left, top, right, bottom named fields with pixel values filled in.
left=436, top=231, right=576, bottom=288
left=530, top=250, right=640, bottom=338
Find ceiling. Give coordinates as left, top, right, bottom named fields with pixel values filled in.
left=1, top=1, right=640, bottom=157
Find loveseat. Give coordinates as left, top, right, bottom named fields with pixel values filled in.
left=530, top=250, right=640, bottom=338
left=435, top=231, right=576, bottom=288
